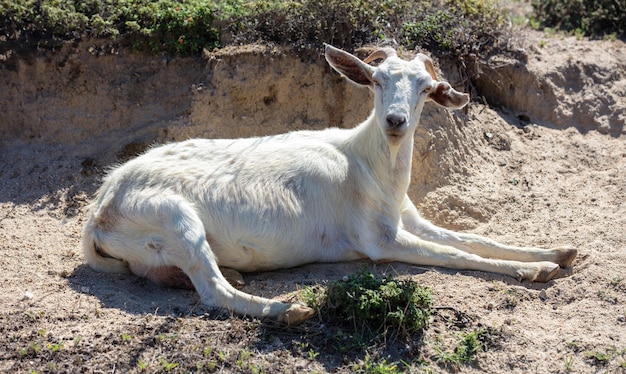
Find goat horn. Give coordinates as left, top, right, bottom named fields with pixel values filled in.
left=363, top=47, right=397, bottom=65
left=414, top=53, right=438, bottom=81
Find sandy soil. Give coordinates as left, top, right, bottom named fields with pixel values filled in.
left=0, top=30, right=625, bottom=373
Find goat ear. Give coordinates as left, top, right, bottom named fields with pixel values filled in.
left=428, top=82, right=470, bottom=109
left=324, top=44, right=374, bottom=86
left=414, top=53, right=438, bottom=81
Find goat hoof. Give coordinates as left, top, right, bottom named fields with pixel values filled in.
left=220, top=267, right=245, bottom=289
left=552, top=247, right=578, bottom=268
left=279, top=304, right=315, bottom=326
left=533, top=262, right=560, bottom=283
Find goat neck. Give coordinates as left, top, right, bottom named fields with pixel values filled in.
left=324, top=43, right=469, bottom=200
left=347, top=110, right=415, bottom=197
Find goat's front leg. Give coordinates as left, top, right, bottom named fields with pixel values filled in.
left=399, top=195, right=577, bottom=268
left=369, top=229, right=560, bottom=282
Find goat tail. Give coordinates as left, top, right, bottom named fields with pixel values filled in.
left=82, top=216, right=129, bottom=274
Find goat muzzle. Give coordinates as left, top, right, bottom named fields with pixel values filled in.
left=386, top=113, right=407, bottom=129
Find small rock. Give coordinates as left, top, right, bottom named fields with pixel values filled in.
left=597, top=123, right=610, bottom=134
left=538, top=290, right=548, bottom=301
left=81, top=286, right=90, bottom=294
left=487, top=301, right=495, bottom=310
left=20, top=291, right=34, bottom=301
left=617, top=315, right=625, bottom=323
left=342, top=275, right=349, bottom=282
left=500, top=324, right=512, bottom=336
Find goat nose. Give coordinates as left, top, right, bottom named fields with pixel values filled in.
left=386, top=114, right=407, bottom=128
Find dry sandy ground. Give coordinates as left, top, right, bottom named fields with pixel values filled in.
left=0, top=31, right=625, bottom=373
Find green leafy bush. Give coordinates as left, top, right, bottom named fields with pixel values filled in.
left=230, top=0, right=505, bottom=56
left=121, top=1, right=219, bottom=55
left=307, top=269, right=433, bottom=338
left=402, top=0, right=504, bottom=56
left=0, top=0, right=507, bottom=57
left=532, top=0, right=626, bottom=38
left=0, top=0, right=219, bottom=55
left=228, top=0, right=416, bottom=49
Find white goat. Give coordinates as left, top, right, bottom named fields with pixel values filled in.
left=82, top=44, right=577, bottom=325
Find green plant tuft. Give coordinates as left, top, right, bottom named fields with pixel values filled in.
left=353, top=355, right=403, bottom=374
left=434, top=328, right=492, bottom=366
left=585, top=349, right=612, bottom=366
left=308, top=268, right=433, bottom=338
left=453, top=329, right=484, bottom=363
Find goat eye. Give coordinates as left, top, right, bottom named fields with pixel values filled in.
left=372, top=79, right=382, bottom=87
left=422, top=86, right=432, bottom=93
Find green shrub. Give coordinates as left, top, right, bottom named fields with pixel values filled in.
left=402, top=0, right=504, bottom=56
left=122, top=1, right=219, bottom=55
left=0, top=0, right=219, bottom=55
left=0, top=0, right=507, bottom=57
left=228, top=0, right=416, bottom=49
left=307, top=269, right=433, bottom=338
left=230, top=0, right=505, bottom=56
left=532, top=0, right=626, bottom=38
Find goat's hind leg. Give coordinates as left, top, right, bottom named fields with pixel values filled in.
left=186, top=241, right=313, bottom=325
left=128, top=195, right=313, bottom=325
left=400, top=196, right=577, bottom=268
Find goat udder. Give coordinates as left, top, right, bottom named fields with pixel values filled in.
left=130, top=264, right=195, bottom=290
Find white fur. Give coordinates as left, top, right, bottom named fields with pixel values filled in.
left=82, top=45, right=576, bottom=324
